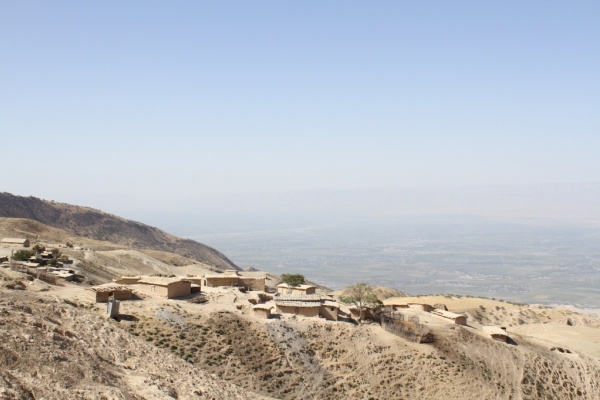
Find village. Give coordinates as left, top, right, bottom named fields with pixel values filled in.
left=1, top=236, right=514, bottom=345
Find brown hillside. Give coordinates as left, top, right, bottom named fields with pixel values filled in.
left=0, top=193, right=237, bottom=270
left=0, top=288, right=267, bottom=400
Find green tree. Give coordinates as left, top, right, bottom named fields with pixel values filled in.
left=32, top=244, right=45, bottom=253
left=338, top=282, right=382, bottom=323
left=280, top=273, right=306, bottom=288
left=11, top=250, right=34, bottom=261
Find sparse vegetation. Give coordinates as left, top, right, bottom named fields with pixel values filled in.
left=280, top=273, right=306, bottom=287
left=338, top=282, right=382, bottom=322
left=11, top=250, right=34, bottom=261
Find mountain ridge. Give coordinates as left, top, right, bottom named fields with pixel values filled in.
left=0, top=192, right=238, bottom=271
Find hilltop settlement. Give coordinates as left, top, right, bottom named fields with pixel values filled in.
left=1, top=205, right=600, bottom=400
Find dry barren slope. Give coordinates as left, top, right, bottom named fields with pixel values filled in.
left=2, top=270, right=600, bottom=400
left=116, top=289, right=600, bottom=400
left=0, top=193, right=237, bottom=270
left=0, top=288, right=268, bottom=400
left=0, top=218, right=219, bottom=284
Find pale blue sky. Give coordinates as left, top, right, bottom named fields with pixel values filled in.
left=1, top=1, right=599, bottom=218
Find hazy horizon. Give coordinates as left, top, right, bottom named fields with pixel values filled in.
left=2, top=2, right=599, bottom=309
left=2, top=2, right=599, bottom=210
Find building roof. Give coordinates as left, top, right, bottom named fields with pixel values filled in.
left=322, top=300, right=340, bottom=308
left=275, top=300, right=321, bottom=308
left=137, top=277, right=191, bottom=286
left=204, top=273, right=240, bottom=279
left=88, top=283, right=133, bottom=293
left=431, top=309, right=467, bottom=319
left=113, top=276, right=141, bottom=282
left=252, top=304, right=273, bottom=310
left=276, top=283, right=316, bottom=289
left=2, top=238, right=29, bottom=244
left=483, top=326, right=508, bottom=336
left=276, top=294, right=324, bottom=302
left=204, top=272, right=266, bottom=280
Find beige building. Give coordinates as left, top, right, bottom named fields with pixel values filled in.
left=252, top=304, right=273, bottom=319
left=408, top=303, right=433, bottom=312
left=135, top=277, right=191, bottom=299
left=276, top=283, right=317, bottom=295
left=203, top=270, right=266, bottom=291
left=88, top=283, right=134, bottom=303
left=2, top=238, right=30, bottom=247
left=320, top=300, right=340, bottom=321
left=275, top=294, right=339, bottom=321
left=431, top=309, right=468, bottom=325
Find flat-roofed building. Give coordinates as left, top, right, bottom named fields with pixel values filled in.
left=88, top=283, right=134, bottom=303
left=2, top=238, right=30, bottom=247
left=275, top=294, right=339, bottom=321
left=431, top=309, right=468, bottom=325
left=252, top=304, right=273, bottom=319
left=408, top=303, right=433, bottom=312
left=203, top=270, right=266, bottom=291
left=135, top=277, right=191, bottom=299
left=320, top=300, right=340, bottom=321
left=276, top=283, right=317, bottom=295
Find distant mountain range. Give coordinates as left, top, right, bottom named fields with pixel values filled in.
left=0, top=192, right=238, bottom=270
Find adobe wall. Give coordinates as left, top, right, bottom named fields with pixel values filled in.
left=253, top=308, right=271, bottom=319
left=167, top=282, right=192, bottom=298
left=239, top=277, right=266, bottom=291
left=276, top=305, right=320, bottom=318
left=319, top=305, right=338, bottom=321
left=205, top=277, right=239, bottom=288
left=95, top=292, right=110, bottom=303
left=380, top=312, right=433, bottom=343
left=135, top=284, right=169, bottom=298
left=113, top=290, right=133, bottom=301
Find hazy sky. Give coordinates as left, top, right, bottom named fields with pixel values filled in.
left=1, top=1, right=599, bottom=217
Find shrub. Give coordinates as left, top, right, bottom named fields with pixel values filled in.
left=11, top=250, right=34, bottom=261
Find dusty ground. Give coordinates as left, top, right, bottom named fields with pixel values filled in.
left=0, top=285, right=269, bottom=399
left=7, top=278, right=593, bottom=400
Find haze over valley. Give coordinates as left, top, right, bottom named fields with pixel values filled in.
left=177, top=215, right=600, bottom=311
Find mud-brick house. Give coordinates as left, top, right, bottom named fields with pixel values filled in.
left=430, top=309, right=468, bottom=325
left=2, top=238, right=30, bottom=247
left=408, top=303, right=433, bottom=312
left=88, top=283, right=134, bottom=303
left=275, top=294, right=339, bottom=321
left=320, top=300, right=340, bottom=321
left=203, top=270, right=266, bottom=291
left=252, top=304, right=273, bottom=319
left=135, top=277, right=191, bottom=299
left=276, top=283, right=317, bottom=295
left=483, top=326, right=510, bottom=343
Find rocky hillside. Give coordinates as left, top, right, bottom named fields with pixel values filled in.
left=3, top=268, right=594, bottom=400
left=0, top=288, right=267, bottom=399
left=0, top=193, right=237, bottom=270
